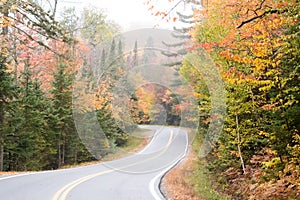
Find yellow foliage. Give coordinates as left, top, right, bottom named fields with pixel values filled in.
left=0, top=0, right=7, bottom=5
left=8, top=4, right=18, bottom=11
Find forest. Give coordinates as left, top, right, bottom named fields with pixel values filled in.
left=0, top=0, right=183, bottom=172
left=0, top=0, right=299, bottom=199
left=0, top=0, right=134, bottom=171
left=148, top=0, right=299, bottom=199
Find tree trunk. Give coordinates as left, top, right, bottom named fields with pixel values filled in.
left=0, top=139, right=3, bottom=171
left=0, top=91, right=4, bottom=171
left=0, top=2, right=9, bottom=172
left=58, top=134, right=61, bottom=168
left=62, top=135, right=65, bottom=166
left=12, top=26, right=19, bottom=83
left=52, top=0, right=58, bottom=18
left=74, top=142, right=78, bottom=164
left=236, top=114, right=246, bottom=174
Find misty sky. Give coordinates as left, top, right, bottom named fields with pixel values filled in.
left=58, top=0, right=192, bottom=31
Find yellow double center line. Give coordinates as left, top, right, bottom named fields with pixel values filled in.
left=52, top=130, right=174, bottom=200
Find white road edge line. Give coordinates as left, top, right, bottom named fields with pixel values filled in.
left=0, top=172, right=33, bottom=181
left=137, top=126, right=164, bottom=154
left=0, top=159, right=101, bottom=181
left=149, top=128, right=189, bottom=200
left=0, top=164, right=91, bottom=181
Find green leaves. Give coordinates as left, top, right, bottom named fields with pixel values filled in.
left=187, top=1, right=300, bottom=197
left=80, top=6, right=119, bottom=46
left=3, top=69, right=51, bottom=171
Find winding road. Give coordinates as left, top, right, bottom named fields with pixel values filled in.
left=0, top=126, right=188, bottom=200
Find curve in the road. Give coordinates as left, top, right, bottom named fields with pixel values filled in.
left=0, top=126, right=188, bottom=200
left=52, top=129, right=174, bottom=200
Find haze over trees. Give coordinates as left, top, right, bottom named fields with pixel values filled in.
left=0, top=0, right=185, bottom=171
left=0, top=0, right=299, bottom=199
left=0, top=1, right=130, bottom=171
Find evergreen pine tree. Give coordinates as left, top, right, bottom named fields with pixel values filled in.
left=108, top=38, right=116, bottom=64
left=0, top=55, right=15, bottom=171
left=142, top=36, right=156, bottom=64
left=5, top=68, right=53, bottom=171
left=161, top=1, right=202, bottom=68
left=118, top=39, right=123, bottom=56
left=50, top=63, right=81, bottom=168
left=133, top=40, right=138, bottom=67
left=101, top=49, right=106, bottom=68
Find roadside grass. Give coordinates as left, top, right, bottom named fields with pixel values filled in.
left=100, top=128, right=153, bottom=162
left=162, top=130, right=229, bottom=200
left=0, top=171, right=27, bottom=176
left=190, top=159, right=230, bottom=200
left=162, top=148, right=203, bottom=200
left=190, top=134, right=230, bottom=200
left=61, top=127, right=154, bottom=167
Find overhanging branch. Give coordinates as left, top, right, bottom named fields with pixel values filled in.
left=237, top=9, right=285, bottom=29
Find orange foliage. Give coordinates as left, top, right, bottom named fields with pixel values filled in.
left=11, top=27, right=87, bottom=92
left=145, top=0, right=194, bottom=23
left=191, top=0, right=296, bottom=95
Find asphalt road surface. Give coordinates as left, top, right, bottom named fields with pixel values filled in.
left=0, top=126, right=188, bottom=200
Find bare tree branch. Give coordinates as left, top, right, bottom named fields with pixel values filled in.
left=12, top=24, right=65, bottom=58
left=52, top=0, right=58, bottom=18
left=237, top=9, right=284, bottom=29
